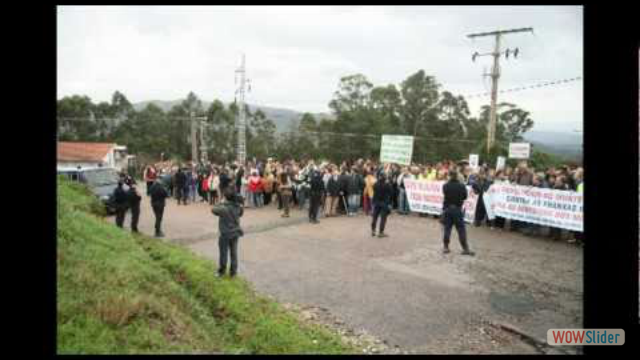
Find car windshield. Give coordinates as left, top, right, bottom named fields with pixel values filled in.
left=83, top=169, right=119, bottom=187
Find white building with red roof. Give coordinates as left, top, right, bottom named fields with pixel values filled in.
left=57, top=142, right=129, bottom=171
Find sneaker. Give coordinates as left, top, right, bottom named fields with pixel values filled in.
left=461, top=250, right=476, bottom=256
left=378, top=233, right=388, bottom=238
left=216, top=272, right=226, bottom=278
left=155, top=232, right=165, bottom=238
left=371, top=230, right=376, bottom=237
left=442, top=248, right=451, bottom=254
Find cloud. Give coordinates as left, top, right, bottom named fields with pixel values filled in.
left=57, top=5, right=583, bottom=132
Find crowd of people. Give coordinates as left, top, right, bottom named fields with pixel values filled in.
left=138, top=157, right=584, bottom=243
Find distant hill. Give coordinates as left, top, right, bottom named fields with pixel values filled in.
left=133, top=100, right=581, bottom=160
left=523, top=130, right=583, bottom=161
left=133, top=100, right=312, bottom=134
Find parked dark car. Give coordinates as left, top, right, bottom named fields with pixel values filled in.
left=58, top=167, right=125, bottom=215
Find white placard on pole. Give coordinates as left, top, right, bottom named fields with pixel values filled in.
left=380, top=135, right=414, bottom=166
left=508, top=143, right=531, bottom=159
left=496, top=156, right=506, bottom=171
left=469, top=154, right=479, bottom=169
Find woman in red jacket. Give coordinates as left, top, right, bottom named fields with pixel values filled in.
left=248, top=170, right=263, bottom=208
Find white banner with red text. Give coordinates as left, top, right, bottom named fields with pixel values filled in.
left=404, top=179, right=478, bottom=223
left=403, top=179, right=583, bottom=232
left=483, top=182, right=583, bottom=232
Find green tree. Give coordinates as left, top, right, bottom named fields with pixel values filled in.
left=57, top=95, right=98, bottom=141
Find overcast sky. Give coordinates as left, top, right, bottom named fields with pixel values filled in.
left=58, top=6, right=583, bottom=133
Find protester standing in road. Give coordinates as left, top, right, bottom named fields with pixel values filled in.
left=441, top=171, right=475, bottom=256
left=143, top=164, right=158, bottom=196
left=363, top=168, right=376, bottom=216
left=308, top=168, right=325, bottom=223
left=212, top=188, right=244, bottom=278
left=371, top=171, right=393, bottom=238
left=149, top=179, right=169, bottom=237
left=174, top=167, right=187, bottom=205
left=278, top=172, right=293, bottom=218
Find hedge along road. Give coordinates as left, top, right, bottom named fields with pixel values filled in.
left=117, top=188, right=582, bottom=354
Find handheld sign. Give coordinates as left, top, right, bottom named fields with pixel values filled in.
left=469, top=154, right=479, bottom=169
left=496, top=156, right=506, bottom=171
left=380, top=135, right=414, bottom=166
left=509, top=143, right=531, bottom=159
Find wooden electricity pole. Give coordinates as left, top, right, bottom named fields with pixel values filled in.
left=468, top=27, right=533, bottom=153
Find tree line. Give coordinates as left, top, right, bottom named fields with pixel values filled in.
left=57, top=69, right=568, bottom=169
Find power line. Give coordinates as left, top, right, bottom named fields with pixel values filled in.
left=459, top=76, right=582, bottom=99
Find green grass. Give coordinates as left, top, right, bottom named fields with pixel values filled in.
left=57, top=177, right=356, bottom=354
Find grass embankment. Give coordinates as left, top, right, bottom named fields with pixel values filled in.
left=57, top=177, right=354, bottom=354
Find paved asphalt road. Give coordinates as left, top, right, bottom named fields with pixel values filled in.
left=114, top=189, right=582, bottom=354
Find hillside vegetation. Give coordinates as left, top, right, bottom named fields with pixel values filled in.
left=57, top=177, right=354, bottom=354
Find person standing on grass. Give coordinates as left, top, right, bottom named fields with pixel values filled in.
left=113, top=180, right=129, bottom=228
left=212, top=188, right=244, bottom=278
left=149, top=178, right=169, bottom=238
left=126, top=178, right=142, bottom=233
left=371, top=171, right=393, bottom=238
left=441, top=170, right=475, bottom=256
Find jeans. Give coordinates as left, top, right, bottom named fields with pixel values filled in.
left=309, top=194, right=322, bottom=221
left=371, top=204, right=389, bottom=233
left=398, top=188, right=410, bottom=214
left=298, top=188, right=308, bottom=210
left=218, top=236, right=239, bottom=275
left=282, top=194, right=291, bottom=216
left=442, top=205, right=470, bottom=251
left=189, top=185, right=196, bottom=202
left=115, top=206, right=127, bottom=228
left=152, top=203, right=165, bottom=235
left=130, top=205, right=140, bottom=232
left=348, top=194, right=360, bottom=214
left=252, top=192, right=263, bottom=208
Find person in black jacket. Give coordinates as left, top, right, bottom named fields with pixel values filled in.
left=174, top=167, right=187, bottom=205
left=472, top=170, right=492, bottom=227
left=212, top=188, right=244, bottom=278
left=113, top=180, right=128, bottom=228
left=308, top=169, right=325, bottom=223
left=442, top=171, right=474, bottom=256
left=346, top=167, right=364, bottom=216
left=371, top=172, right=393, bottom=238
left=325, top=168, right=341, bottom=217
left=149, top=179, right=169, bottom=237
left=126, top=179, right=142, bottom=233
left=337, top=167, right=351, bottom=215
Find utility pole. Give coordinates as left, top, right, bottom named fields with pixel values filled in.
left=190, top=111, right=197, bottom=164
left=200, top=118, right=208, bottom=163
left=235, top=53, right=251, bottom=165
left=468, top=27, right=533, bottom=153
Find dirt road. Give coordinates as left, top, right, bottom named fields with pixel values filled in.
left=116, top=190, right=582, bottom=354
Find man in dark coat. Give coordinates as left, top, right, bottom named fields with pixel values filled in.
left=212, top=189, right=244, bottom=278
left=308, top=169, right=325, bottom=224
left=371, top=172, right=393, bottom=238
left=442, top=171, right=475, bottom=256
left=149, top=179, right=169, bottom=237
left=126, top=179, right=142, bottom=233
left=113, top=180, right=128, bottom=228
left=337, top=167, right=351, bottom=215
left=174, top=168, right=187, bottom=205
left=472, top=170, right=492, bottom=227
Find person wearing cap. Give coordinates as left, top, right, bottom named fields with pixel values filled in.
left=126, top=178, right=142, bottom=233
left=442, top=170, right=475, bottom=256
